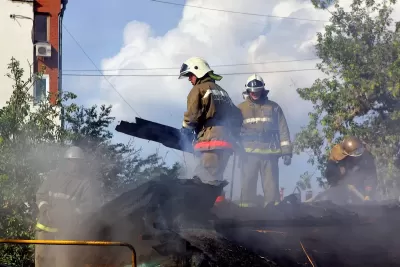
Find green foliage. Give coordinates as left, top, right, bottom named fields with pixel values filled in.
left=0, top=57, right=72, bottom=266
left=65, top=104, right=182, bottom=195
left=296, top=171, right=314, bottom=191
left=0, top=58, right=182, bottom=265
left=295, top=0, right=400, bottom=190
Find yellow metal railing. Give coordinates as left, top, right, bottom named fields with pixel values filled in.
left=0, top=239, right=137, bottom=267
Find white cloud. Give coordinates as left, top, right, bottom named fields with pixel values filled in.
left=98, top=0, right=333, bottom=124
left=90, top=0, right=399, bottom=196
left=93, top=0, right=331, bottom=195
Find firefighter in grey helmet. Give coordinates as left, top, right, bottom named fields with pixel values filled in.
left=238, top=74, right=292, bottom=207
left=35, top=146, right=102, bottom=267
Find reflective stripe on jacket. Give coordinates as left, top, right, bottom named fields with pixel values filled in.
left=194, top=140, right=233, bottom=151
left=36, top=222, right=58, bottom=233
left=238, top=96, right=292, bottom=156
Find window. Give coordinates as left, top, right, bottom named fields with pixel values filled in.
left=34, top=13, right=49, bottom=42
left=33, top=75, right=49, bottom=104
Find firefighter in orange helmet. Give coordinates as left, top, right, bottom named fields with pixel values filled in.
left=325, top=136, right=378, bottom=201
left=178, top=57, right=243, bottom=184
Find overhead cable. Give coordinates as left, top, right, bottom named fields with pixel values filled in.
left=63, top=24, right=142, bottom=118
left=150, top=0, right=330, bottom=23
left=63, top=58, right=320, bottom=72
left=62, top=68, right=320, bottom=77
left=63, top=24, right=186, bottom=162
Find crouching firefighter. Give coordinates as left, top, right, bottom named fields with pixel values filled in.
left=179, top=57, right=243, bottom=184
left=35, top=146, right=103, bottom=267
left=238, top=74, right=292, bottom=207
left=325, top=136, right=378, bottom=203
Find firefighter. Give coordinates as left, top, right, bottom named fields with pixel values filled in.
left=325, top=136, right=378, bottom=202
left=34, top=169, right=58, bottom=267
left=35, top=146, right=102, bottom=267
left=179, top=56, right=243, bottom=184
left=238, top=74, right=292, bottom=207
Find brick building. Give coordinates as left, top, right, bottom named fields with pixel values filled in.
left=0, top=0, right=68, bottom=125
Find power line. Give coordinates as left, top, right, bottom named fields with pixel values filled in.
left=62, top=68, right=320, bottom=77
left=62, top=24, right=142, bottom=118
left=150, top=0, right=330, bottom=23
left=63, top=24, right=186, bottom=162
left=63, top=58, right=320, bottom=72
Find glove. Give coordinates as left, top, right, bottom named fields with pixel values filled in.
left=180, top=127, right=194, bottom=138
left=283, top=155, right=291, bottom=166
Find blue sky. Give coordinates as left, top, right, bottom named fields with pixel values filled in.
left=61, top=0, right=330, bottom=198
left=62, top=0, right=186, bottom=161
left=63, top=1, right=182, bottom=67
left=62, top=0, right=182, bottom=103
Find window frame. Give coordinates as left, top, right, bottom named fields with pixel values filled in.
left=33, top=74, right=50, bottom=104
left=33, top=13, right=50, bottom=43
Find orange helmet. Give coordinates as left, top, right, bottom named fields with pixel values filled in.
left=340, top=136, right=365, bottom=157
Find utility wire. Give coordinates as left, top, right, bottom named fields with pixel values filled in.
left=63, top=58, right=320, bottom=72
left=62, top=24, right=142, bottom=118
left=63, top=24, right=186, bottom=162
left=62, top=68, right=319, bottom=77
left=150, top=0, right=330, bottom=23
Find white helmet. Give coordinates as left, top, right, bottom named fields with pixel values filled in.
left=245, top=74, right=265, bottom=93
left=178, top=57, right=213, bottom=79
left=64, top=146, right=85, bottom=160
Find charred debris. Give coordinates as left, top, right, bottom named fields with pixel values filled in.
left=80, top=119, right=400, bottom=267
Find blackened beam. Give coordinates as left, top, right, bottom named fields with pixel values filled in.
left=115, top=118, right=194, bottom=153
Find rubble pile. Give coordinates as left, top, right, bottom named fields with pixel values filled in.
left=78, top=177, right=400, bottom=267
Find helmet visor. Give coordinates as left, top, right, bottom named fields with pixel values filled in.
left=343, top=146, right=365, bottom=157
left=246, top=79, right=264, bottom=92
left=246, top=79, right=264, bottom=88
left=178, top=63, right=190, bottom=79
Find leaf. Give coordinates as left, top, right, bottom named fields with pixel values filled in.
left=296, top=0, right=400, bottom=192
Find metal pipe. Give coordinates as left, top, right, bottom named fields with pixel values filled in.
left=0, top=239, right=137, bottom=267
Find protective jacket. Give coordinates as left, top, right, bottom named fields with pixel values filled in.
left=183, top=76, right=243, bottom=151
left=325, top=144, right=378, bottom=194
left=36, top=169, right=102, bottom=233
left=238, top=95, right=292, bottom=156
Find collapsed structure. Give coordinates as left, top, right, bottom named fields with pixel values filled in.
left=52, top=118, right=396, bottom=267
left=77, top=173, right=400, bottom=267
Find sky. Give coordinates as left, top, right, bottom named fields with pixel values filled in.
left=61, top=0, right=400, bottom=199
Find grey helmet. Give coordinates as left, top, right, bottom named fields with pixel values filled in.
left=64, top=146, right=85, bottom=159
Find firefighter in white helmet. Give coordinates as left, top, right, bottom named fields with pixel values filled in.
left=35, top=146, right=102, bottom=267
left=179, top=57, right=243, bottom=184
left=238, top=74, right=292, bottom=207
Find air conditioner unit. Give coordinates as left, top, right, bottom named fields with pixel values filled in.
left=35, top=42, right=51, bottom=57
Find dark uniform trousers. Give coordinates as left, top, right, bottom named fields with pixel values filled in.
left=240, top=153, right=280, bottom=204
left=35, top=231, right=56, bottom=267
left=194, top=150, right=231, bottom=183
left=35, top=230, right=76, bottom=267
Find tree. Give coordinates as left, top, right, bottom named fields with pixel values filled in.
left=0, top=58, right=73, bottom=266
left=65, top=104, right=182, bottom=197
left=296, top=171, right=314, bottom=191
left=294, top=0, right=400, bottom=192
left=0, top=58, right=182, bottom=266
